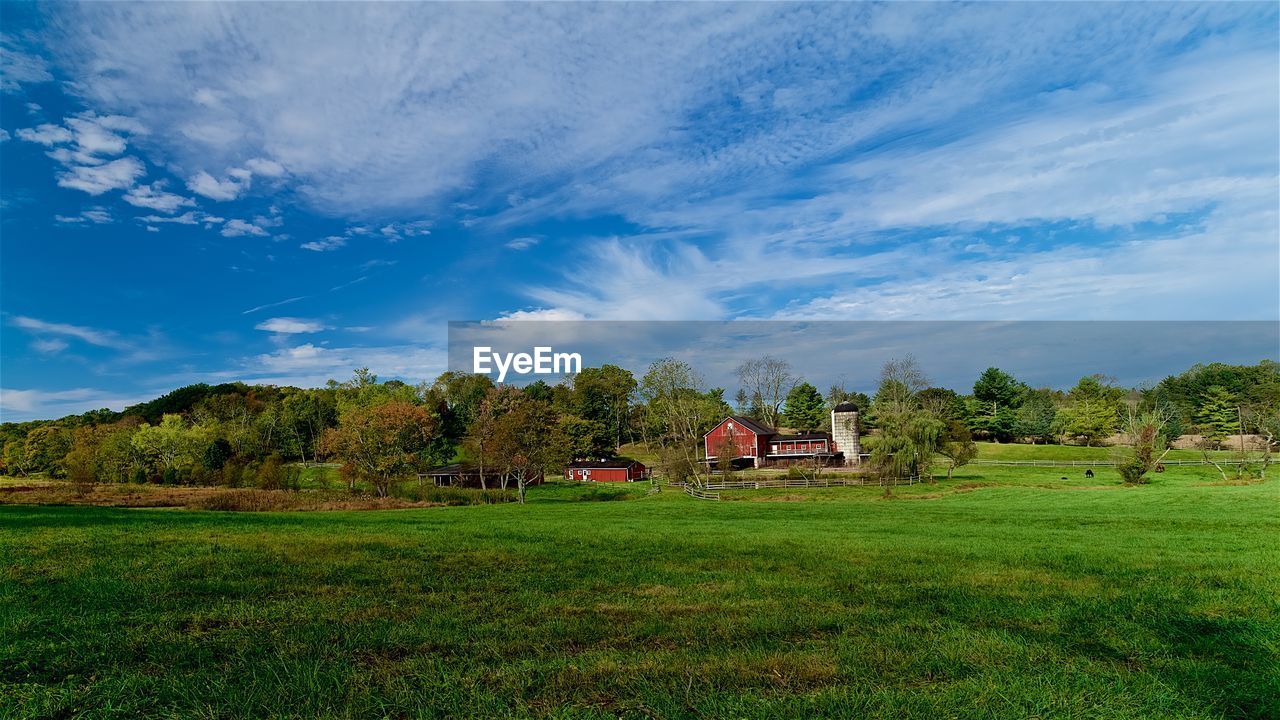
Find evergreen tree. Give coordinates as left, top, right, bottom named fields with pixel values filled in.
left=1053, top=376, right=1123, bottom=446
left=783, top=382, right=825, bottom=431
left=967, top=367, right=1027, bottom=442
left=1195, top=386, right=1237, bottom=449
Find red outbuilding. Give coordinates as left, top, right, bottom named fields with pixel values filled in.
left=565, top=459, right=648, bottom=483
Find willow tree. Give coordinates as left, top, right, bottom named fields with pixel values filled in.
left=868, top=357, right=942, bottom=495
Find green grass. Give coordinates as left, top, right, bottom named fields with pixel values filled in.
left=2, top=466, right=1277, bottom=719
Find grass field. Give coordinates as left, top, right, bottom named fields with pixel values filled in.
left=2, top=461, right=1278, bottom=719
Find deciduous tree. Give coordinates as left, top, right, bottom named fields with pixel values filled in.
left=936, top=420, right=977, bottom=481
left=491, top=395, right=567, bottom=504
left=320, top=401, right=438, bottom=497
left=1116, top=409, right=1171, bottom=484
left=735, top=356, right=795, bottom=428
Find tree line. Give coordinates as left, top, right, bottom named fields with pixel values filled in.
left=2, top=358, right=1276, bottom=493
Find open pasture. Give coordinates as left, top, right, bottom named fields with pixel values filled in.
left=2, top=462, right=1277, bottom=719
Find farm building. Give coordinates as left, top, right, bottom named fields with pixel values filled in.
left=703, top=410, right=860, bottom=468
left=565, top=459, right=648, bottom=482
left=423, top=463, right=544, bottom=489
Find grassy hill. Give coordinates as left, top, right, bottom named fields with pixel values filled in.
left=2, top=464, right=1277, bottom=718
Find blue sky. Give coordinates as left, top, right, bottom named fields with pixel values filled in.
left=1, top=2, right=1278, bottom=421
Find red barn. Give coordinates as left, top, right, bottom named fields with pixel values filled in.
left=704, top=416, right=842, bottom=468
left=565, top=459, right=648, bottom=482
left=703, top=416, right=774, bottom=466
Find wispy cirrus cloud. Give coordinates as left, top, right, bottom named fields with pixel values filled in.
left=55, top=206, right=113, bottom=225
left=227, top=342, right=446, bottom=389
left=505, top=236, right=540, bottom=251
left=10, top=315, right=130, bottom=350
left=1, top=34, right=53, bottom=91
left=0, top=3, right=1275, bottom=424
left=0, top=386, right=151, bottom=420
left=241, top=296, right=307, bottom=315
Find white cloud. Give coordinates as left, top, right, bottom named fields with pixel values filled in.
left=14, top=3, right=846, bottom=212
left=300, top=235, right=346, bottom=252
left=187, top=169, right=250, bottom=201
left=21, top=113, right=153, bottom=199
left=55, top=206, right=113, bottom=225
left=221, top=218, right=269, bottom=237
left=31, top=338, right=70, bottom=354
left=505, top=236, right=540, bottom=250
left=253, top=212, right=283, bottom=229
left=0, top=38, right=53, bottom=91
left=375, top=221, right=431, bottom=242
left=9, top=4, right=1277, bottom=323
left=136, top=210, right=220, bottom=226
left=0, top=387, right=149, bottom=421
left=222, top=342, right=447, bottom=389
left=56, top=156, right=145, bottom=195
left=0, top=128, right=8, bottom=143
left=16, top=123, right=73, bottom=145
left=497, top=308, right=586, bottom=322
left=244, top=157, right=286, bottom=177
left=255, top=317, right=327, bottom=334
left=775, top=209, right=1280, bottom=321
left=123, top=181, right=195, bottom=213
left=64, top=115, right=131, bottom=155
left=31, top=2, right=1271, bottom=223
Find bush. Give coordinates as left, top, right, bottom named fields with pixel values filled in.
left=221, top=461, right=244, bottom=488
left=391, top=483, right=514, bottom=505
left=658, top=446, right=697, bottom=484
left=255, top=455, right=300, bottom=491
left=194, top=489, right=289, bottom=512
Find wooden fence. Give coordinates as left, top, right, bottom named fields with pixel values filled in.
left=663, top=475, right=921, bottom=496
left=970, top=459, right=1258, bottom=468
left=702, top=475, right=919, bottom=490
left=683, top=485, right=722, bottom=501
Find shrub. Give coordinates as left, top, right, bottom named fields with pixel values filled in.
left=221, top=461, right=244, bottom=488
left=1117, top=412, right=1168, bottom=485
left=391, top=483, right=514, bottom=505
left=194, top=490, right=285, bottom=512
left=658, top=446, right=697, bottom=484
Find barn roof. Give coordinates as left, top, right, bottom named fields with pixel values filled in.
left=716, top=415, right=776, bottom=436
left=773, top=433, right=832, bottom=441
left=424, top=463, right=478, bottom=476
left=566, top=458, right=642, bottom=469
